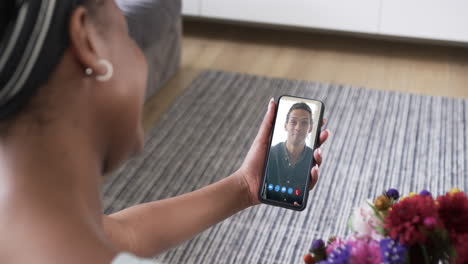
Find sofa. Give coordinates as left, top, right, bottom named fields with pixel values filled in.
left=116, top=0, right=182, bottom=100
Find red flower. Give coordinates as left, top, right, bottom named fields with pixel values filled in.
left=437, top=192, right=468, bottom=241
left=385, top=195, right=440, bottom=246
left=454, top=234, right=468, bottom=264
left=303, top=254, right=315, bottom=264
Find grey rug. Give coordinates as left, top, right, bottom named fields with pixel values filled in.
left=102, top=70, right=468, bottom=264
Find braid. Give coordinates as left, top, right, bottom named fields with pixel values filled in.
left=0, top=1, right=14, bottom=39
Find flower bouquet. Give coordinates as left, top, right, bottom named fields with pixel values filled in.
left=304, top=188, right=468, bottom=264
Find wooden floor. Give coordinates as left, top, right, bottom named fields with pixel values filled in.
left=143, top=20, right=468, bottom=130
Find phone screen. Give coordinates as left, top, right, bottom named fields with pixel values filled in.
left=259, top=95, right=324, bottom=210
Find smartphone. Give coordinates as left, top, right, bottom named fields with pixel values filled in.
left=259, top=95, right=325, bottom=211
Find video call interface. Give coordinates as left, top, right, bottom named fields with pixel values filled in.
left=261, top=96, right=321, bottom=207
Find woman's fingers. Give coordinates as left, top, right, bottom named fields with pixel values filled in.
left=318, top=130, right=329, bottom=147
left=314, top=148, right=322, bottom=166
left=310, top=165, right=319, bottom=190
left=321, top=118, right=327, bottom=128
left=309, top=118, right=327, bottom=191
left=253, top=98, right=276, bottom=146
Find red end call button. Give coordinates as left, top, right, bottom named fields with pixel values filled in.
left=295, top=189, right=301, bottom=196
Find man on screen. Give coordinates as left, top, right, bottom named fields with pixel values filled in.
left=266, top=102, right=314, bottom=205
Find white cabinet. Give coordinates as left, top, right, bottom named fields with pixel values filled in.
left=200, top=0, right=380, bottom=34
left=380, top=0, right=468, bottom=43
left=182, top=0, right=468, bottom=44
left=306, top=0, right=380, bottom=33
left=182, top=0, right=200, bottom=16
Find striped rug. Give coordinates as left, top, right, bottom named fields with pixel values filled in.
left=102, top=70, right=468, bottom=264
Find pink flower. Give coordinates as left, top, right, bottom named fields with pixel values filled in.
left=325, top=238, right=382, bottom=264
left=348, top=239, right=382, bottom=264
left=349, top=201, right=384, bottom=240
left=423, top=217, right=437, bottom=230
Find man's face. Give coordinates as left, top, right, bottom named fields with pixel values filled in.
left=284, top=109, right=313, bottom=146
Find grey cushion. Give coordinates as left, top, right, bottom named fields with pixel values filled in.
left=117, top=0, right=182, bottom=99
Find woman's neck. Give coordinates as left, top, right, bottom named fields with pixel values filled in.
left=0, top=117, right=106, bottom=234
left=0, top=120, right=117, bottom=263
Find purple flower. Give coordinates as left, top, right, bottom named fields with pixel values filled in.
left=318, top=244, right=351, bottom=264
left=385, top=189, right=400, bottom=200
left=379, top=238, right=407, bottom=264
left=311, top=239, right=325, bottom=251
left=419, top=190, right=432, bottom=197
left=311, top=239, right=327, bottom=261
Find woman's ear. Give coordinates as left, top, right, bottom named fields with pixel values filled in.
left=68, top=6, right=106, bottom=76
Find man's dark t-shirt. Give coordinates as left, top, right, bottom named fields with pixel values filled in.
left=265, top=142, right=313, bottom=204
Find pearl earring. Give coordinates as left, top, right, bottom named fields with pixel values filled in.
left=85, top=68, right=93, bottom=76
left=96, top=59, right=114, bottom=82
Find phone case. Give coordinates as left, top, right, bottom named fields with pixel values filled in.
left=258, top=95, right=325, bottom=211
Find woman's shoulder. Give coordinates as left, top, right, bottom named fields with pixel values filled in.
left=112, top=253, right=161, bottom=264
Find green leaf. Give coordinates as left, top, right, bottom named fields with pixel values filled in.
left=375, top=226, right=386, bottom=236
left=348, top=215, right=354, bottom=230
left=420, top=244, right=430, bottom=264
left=366, top=201, right=385, bottom=223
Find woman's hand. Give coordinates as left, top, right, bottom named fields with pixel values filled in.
left=236, top=98, right=330, bottom=206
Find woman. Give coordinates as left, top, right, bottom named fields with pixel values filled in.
left=0, top=0, right=329, bottom=263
